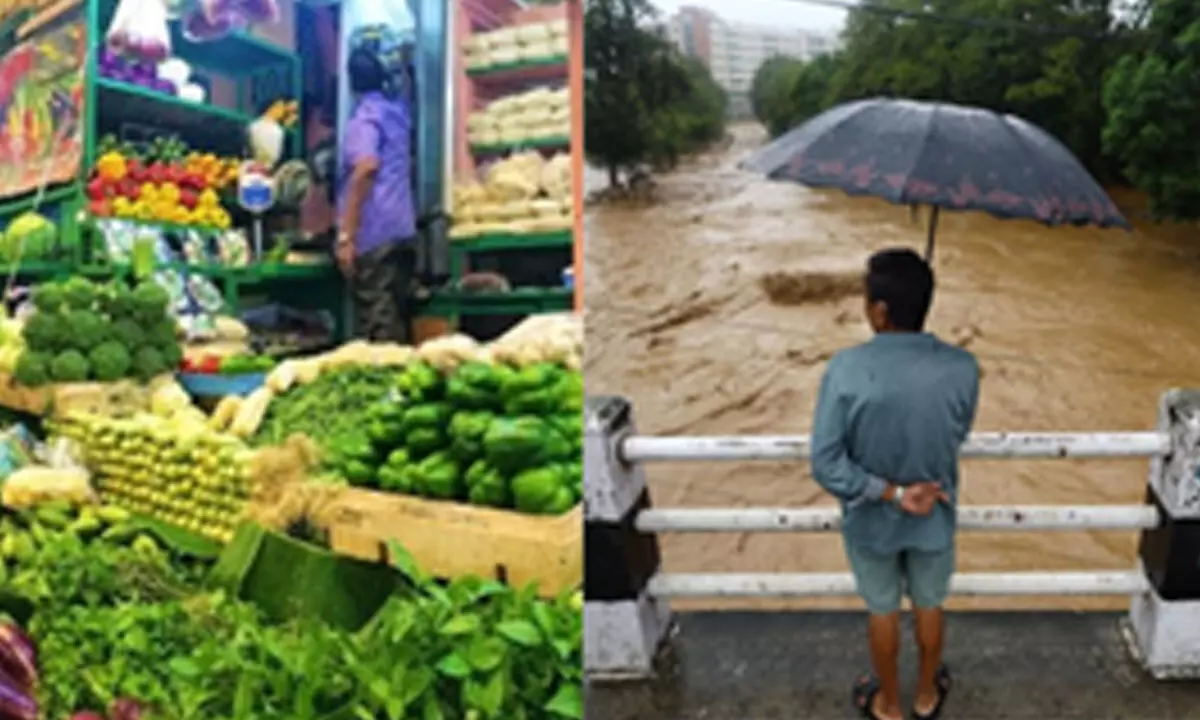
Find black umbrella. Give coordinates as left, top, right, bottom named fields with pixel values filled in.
left=741, top=98, right=1130, bottom=261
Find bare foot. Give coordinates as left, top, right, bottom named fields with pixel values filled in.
left=872, top=693, right=904, bottom=720
left=913, top=691, right=938, bottom=716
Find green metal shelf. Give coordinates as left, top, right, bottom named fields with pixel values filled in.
left=168, top=26, right=296, bottom=77
left=82, top=261, right=336, bottom=282
left=423, top=287, right=572, bottom=317
left=97, top=77, right=253, bottom=127
left=450, top=230, right=572, bottom=253
left=471, top=136, right=570, bottom=156
left=0, top=260, right=79, bottom=278
left=466, top=55, right=568, bottom=80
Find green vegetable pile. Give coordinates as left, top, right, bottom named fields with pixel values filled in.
left=326, top=361, right=583, bottom=515
left=14, top=277, right=183, bottom=386
left=255, top=365, right=402, bottom=448
left=3, top=503, right=583, bottom=720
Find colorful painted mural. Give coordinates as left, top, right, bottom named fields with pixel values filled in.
left=0, top=16, right=85, bottom=199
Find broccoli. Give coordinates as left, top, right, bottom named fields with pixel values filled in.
left=60, top=277, right=98, bottom=311
left=146, top=318, right=179, bottom=347
left=100, top=281, right=135, bottom=318
left=31, top=282, right=66, bottom=313
left=89, top=341, right=131, bottom=381
left=131, top=346, right=166, bottom=381
left=49, top=349, right=89, bottom=383
left=22, top=312, right=67, bottom=353
left=13, top=351, right=49, bottom=387
left=110, top=318, right=145, bottom=348
left=131, top=281, right=171, bottom=323
left=160, top=341, right=183, bottom=370
left=64, top=310, right=109, bottom=351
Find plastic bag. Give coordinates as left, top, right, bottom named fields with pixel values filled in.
left=106, top=0, right=172, bottom=62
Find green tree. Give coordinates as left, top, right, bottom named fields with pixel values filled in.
left=585, top=0, right=727, bottom=185
left=1102, top=0, right=1200, bottom=218
left=825, top=0, right=1117, bottom=174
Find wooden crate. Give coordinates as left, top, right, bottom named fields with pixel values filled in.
left=327, top=488, right=582, bottom=597
left=0, top=373, right=167, bottom=418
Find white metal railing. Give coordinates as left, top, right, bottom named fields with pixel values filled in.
left=648, top=570, right=1151, bottom=598
left=621, top=431, right=1170, bottom=463
left=618, top=430, right=1167, bottom=600
left=636, top=504, right=1160, bottom=533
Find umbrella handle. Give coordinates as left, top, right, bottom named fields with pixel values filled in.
left=925, top=206, right=940, bottom=262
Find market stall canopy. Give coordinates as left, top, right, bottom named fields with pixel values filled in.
left=740, top=98, right=1130, bottom=261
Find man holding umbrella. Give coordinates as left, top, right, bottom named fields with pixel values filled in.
left=809, top=248, right=980, bottom=720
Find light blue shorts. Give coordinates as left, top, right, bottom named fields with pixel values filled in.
left=845, top=541, right=956, bottom=615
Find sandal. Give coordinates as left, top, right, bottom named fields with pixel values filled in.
left=911, top=665, right=953, bottom=720
left=852, top=673, right=886, bottom=719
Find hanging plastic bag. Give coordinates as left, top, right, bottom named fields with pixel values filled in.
left=182, top=9, right=239, bottom=42
left=106, top=0, right=172, bottom=62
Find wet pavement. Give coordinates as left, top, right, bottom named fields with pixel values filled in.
left=586, top=610, right=1200, bottom=718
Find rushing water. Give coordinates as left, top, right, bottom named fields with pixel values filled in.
left=583, top=124, right=1200, bottom=611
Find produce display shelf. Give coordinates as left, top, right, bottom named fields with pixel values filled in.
left=424, top=287, right=572, bottom=316
left=450, top=230, right=572, bottom=252
left=167, top=25, right=296, bottom=76
left=471, top=135, right=570, bottom=156
left=96, top=77, right=252, bottom=139
left=0, top=260, right=77, bottom=277
left=86, top=214, right=225, bottom=235
left=0, top=184, right=79, bottom=218
left=466, top=55, right=568, bottom=83
left=82, top=261, right=337, bottom=282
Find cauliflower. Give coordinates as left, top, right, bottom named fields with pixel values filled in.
left=13, top=351, right=49, bottom=386
left=50, top=349, right=89, bottom=382
left=64, top=310, right=109, bottom=351
left=61, top=277, right=98, bottom=311
left=89, top=341, right=131, bottom=381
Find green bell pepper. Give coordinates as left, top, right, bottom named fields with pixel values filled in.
left=464, top=458, right=493, bottom=488
left=454, top=361, right=501, bottom=391
left=385, top=448, right=410, bottom=468
left=397, top=361, right=444, bottom=402
left=405, top=427, right=445, bottom=459
left=467, top=475, right=511, bottom=508
left=504, top=386, right=563, bottom=415
left=483, top=416, right=551, bottom=474
left=366, top=416, right=406, bottom=449
left=403, top=402, right=453, bottom=431
left=556, top=373, right=583, bottom=413
left=447, top=377, right=499, bottom=410
left=341, top=459, right=376, bottom=487
left=500, top=363, right=564, bottom=400
left=543, top=486, right=577, bottom=514
left=549, top=414, right=583, bottom=451
left=449, top=411, right=496, bottom=462
left=414, top=451, right=463, bottom=500
left=511, top=466, right=566, bottom=514
left=378, top=463, right=412, bottom=493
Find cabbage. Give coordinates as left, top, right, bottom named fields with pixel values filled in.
left=1, top=212, right=56, bottom=262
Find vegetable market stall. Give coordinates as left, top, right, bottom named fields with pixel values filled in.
left=428, top=0, right=580, bottom=335
left=0, top=0, right=351, bottom=341
left=0, top=310, right=585, bottom=718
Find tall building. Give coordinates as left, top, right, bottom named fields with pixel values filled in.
left=666, top=6, right=839, bottom=118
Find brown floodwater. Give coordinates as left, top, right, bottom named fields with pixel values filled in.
left=583, top=123, right=1200, bottom=611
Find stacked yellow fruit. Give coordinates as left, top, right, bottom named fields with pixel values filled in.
left=183, top=152, right=240, bottom=190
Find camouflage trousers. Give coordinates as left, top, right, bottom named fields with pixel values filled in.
left=353, top=241, right=416, bottom=343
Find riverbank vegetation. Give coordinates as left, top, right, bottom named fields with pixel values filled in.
left=750, top=0, right=1200, bottom=221
left=584, top=0, right=727, bottom=188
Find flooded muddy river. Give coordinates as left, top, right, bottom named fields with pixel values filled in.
left=583, top=124, right=1200, bottom=611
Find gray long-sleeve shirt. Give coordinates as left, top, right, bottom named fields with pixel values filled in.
left=810, top=332, right=980, bottom=555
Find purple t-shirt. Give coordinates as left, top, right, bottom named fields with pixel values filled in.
left=338, top=92, right=416, bottom=256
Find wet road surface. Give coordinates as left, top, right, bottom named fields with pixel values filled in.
left=586, top=611, right=1200, bottom=718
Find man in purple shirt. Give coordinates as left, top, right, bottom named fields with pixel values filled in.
left=336, top=47, right=417, bottom=342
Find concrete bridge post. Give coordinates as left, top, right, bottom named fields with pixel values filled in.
left=1127, top=389, right=1200, bottom=679
left=583, top=395, right=670, bottom=680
